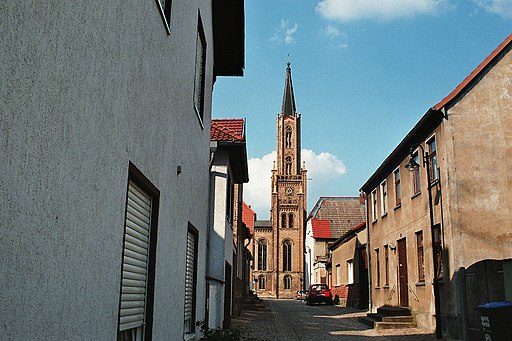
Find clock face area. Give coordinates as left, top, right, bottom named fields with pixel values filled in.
left=285, top=187, right=293, bottom=196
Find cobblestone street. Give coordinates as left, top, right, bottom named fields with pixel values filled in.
left=231, top=299, right=437, bottom=341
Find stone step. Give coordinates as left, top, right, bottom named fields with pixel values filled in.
left=374, top=321, right=416, bottom=330
left=381, top=315, right=414, bottom=323
left=358, top=316, right=378, bottom=328
left=377, top=305, right=412, bottom=316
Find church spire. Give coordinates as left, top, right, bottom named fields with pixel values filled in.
left=281, top=62, right=296, bottom=116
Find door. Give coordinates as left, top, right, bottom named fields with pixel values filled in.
left=398, top=238, right=409, bottom=307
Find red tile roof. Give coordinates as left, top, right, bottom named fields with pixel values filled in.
left=210, top=119, right=245, bottom=142
left=242, top=201, right=255, bottom=235
left=311, top=219, right=332, bottom=239
left=434, top=34, right=512, bottom=111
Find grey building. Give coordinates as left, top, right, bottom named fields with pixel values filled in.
left=1, top=1, right=244, bottom=340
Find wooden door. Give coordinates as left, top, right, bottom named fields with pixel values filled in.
left=398, top=238, right=409, bottom=307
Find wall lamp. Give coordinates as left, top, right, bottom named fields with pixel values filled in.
left=406, top=145, right=442, bottom=339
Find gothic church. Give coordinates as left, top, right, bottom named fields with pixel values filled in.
left=253, top=63, right=307, bottom=298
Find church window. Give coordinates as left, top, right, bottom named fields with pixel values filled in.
left=281, top=213, right=287, bottom=228
left=284, top=275, right=291, bottom=289
left=285, top=156, right=292, bottom=175
left=285, top=126, right=292, bottom=148
left=258, top=240, right=267, bottom=271
left=258, top=275, right=266, bottom=289
left=283, top=240, right=292, bottom=271
left=288, top=213, right=294, bottom=228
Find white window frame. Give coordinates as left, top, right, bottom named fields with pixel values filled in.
left=371, top=189, right=378, bottom=222
left=184, top=225, right=198, bottom=336
left=426, top=134, right=439, bottom=182
left=394, top=167, right=401, bottom=207
left=156, top=0, right=172, bottom=34
left=380, top=180, right=388, bottom=216
left=347, top=260, right=354, bottom=285
left=335, top=264, right=341, bottom=286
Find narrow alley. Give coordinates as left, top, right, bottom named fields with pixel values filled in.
left=231, top=299, right=436, bottom=341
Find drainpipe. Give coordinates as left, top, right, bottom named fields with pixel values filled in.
left=362, top=191, right=372, bottom=312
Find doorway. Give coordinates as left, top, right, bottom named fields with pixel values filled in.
left=398, top=238, right=409, bottom=307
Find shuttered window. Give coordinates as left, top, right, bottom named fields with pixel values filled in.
left=184, top=227, right=197, bottom=334
left=119, top=180, right=152, bottom=333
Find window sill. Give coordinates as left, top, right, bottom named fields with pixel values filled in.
left=372, top=220, right=378, bottom=224
left=383, top=285, right=389, bottom=289
left=381, top=212, right=388, bottom=218
left=184, top=332, right=197, bottom=341
left=394, top=204, right=401, bottom=211
left=416, top=281, right=426, bottom=287
left=375, top=286, right=381, bottom=289
left=411, top=191, right=421, bottom=200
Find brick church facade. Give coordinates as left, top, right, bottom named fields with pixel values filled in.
left=253, top=63, right=307, bottom=299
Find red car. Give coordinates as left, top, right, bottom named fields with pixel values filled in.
left=306, top=284, right=333, bottom=305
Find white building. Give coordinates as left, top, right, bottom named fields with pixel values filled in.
left=1, top=1, right=244, bottom=340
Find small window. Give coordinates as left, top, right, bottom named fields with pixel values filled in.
left=394, top=168, right=401, bottom=207
left=193, top=17, right=206, bottom=127
left=380, top=180, right=388, bottom=216
left=371, top=189, right=378, bottom=222
left=411, top=151, right=421, bottom=195
left=347, top=260, right=354, bottom=285
left=283, top=240, right=292, bottom=271
left=258, top=275, right=266, bottom=289
left=284, top=275, right=291, bottom=289
left=281, top=213, right=287, bottom=228
left=416, top=231, right=425, bottom=282
left=156, top=0, right=172, bottom=33
left=427, top=136, right=439, bottom=182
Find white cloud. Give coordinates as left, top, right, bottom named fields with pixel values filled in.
left=316, top=0, right=447, bottom=21
left=271, top=19, right=298, bottom=44
left=475, top=0, right=512, bottom=18
left=243, top=150, right=347, bottom=219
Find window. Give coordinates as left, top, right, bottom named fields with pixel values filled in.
left=288, top=213, right=294, bottom=228
left=394, top=168, right=401, bottom=207
left=118, top=165, right=159, bottom=341
left=184, top=225, right=198, bottom=335
left=283, top=240, right=292, bottom=271
left=427, top=136, right=439, bottom=182
left=347, top=260, right=354, bottom=285
left=284, top=275, right=291, bottom=289
left=384, top=245, right=389, bottom=286
left=380, top=180, right=388, bottom=216
left=375, top=248, right=380, bottom=287
left=193, top=17, right=206, bottom=126
left=433, top=224, right=443, bottom=279
left=285, top=156, right=292, bottom=175
left=285, top=126, right=292, bottom=148
left=281, top=213, right=287, bottom=228
left=156, top=0, right=172, bottom=33
left=371, top=189, right=377, bottom=222
left=335, top=264, right=341, bottom=286
left=411, top=151, right=421, bottom=195
left=257, top=239, right=267, bottom=271
left=416, top=231, right=425, bottom=282
left=258, top=275, right=266, bottom=289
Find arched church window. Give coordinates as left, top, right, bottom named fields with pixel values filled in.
left=288, top=213, right=294, bottom=228
left=283, top=240, right=292, bottom=271
left=285, top=155, right=292, bottom=175
left=258, top=239, right=267, bottom=271
left=281, top=213, right=287, bottom=228
left=285, top=125, right=292, bottom=148
left=284, top=275, right=292, bottom=289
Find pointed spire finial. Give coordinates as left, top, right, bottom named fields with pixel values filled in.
left=281, top=61, right=296, bottom=116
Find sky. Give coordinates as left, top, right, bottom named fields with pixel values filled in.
left=212, top=0, right=511, bottom=219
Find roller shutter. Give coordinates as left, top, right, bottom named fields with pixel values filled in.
left=119, top=180, right=152, bottom=331
left=184, top=230, right=196, bottom=332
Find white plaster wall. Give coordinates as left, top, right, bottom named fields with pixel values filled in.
left=1, top=1, right=215, bottom=339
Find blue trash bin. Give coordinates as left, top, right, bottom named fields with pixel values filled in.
left=476, top=302, right=512, bottom=341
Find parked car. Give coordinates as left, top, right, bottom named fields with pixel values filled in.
left=306, top=284, right=333, bottom=305
left=295, top=290, right=307, bottom=300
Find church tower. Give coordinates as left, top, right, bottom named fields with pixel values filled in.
left=270, top=62, right=307, bottom=298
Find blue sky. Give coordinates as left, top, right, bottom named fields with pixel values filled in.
left=212, top=0, right=511, bottom=219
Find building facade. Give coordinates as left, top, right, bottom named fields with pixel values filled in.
left=1, top=1, right=244, bottom=340
left=253, top=63, right=307, bottom=299
left=360, top=34, right=512, bottom=339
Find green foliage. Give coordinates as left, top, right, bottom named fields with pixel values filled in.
left=196, top=321, right=268, bottom=341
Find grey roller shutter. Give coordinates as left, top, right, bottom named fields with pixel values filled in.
left=119, top=180, right=152, bottom=331
left=184, top=231, right=196, bottom=330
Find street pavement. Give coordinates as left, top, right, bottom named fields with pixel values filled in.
left=230, top=298, right=437, bottom=341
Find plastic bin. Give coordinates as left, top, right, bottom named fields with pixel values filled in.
left=476, top=301, right=512, bottom=341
